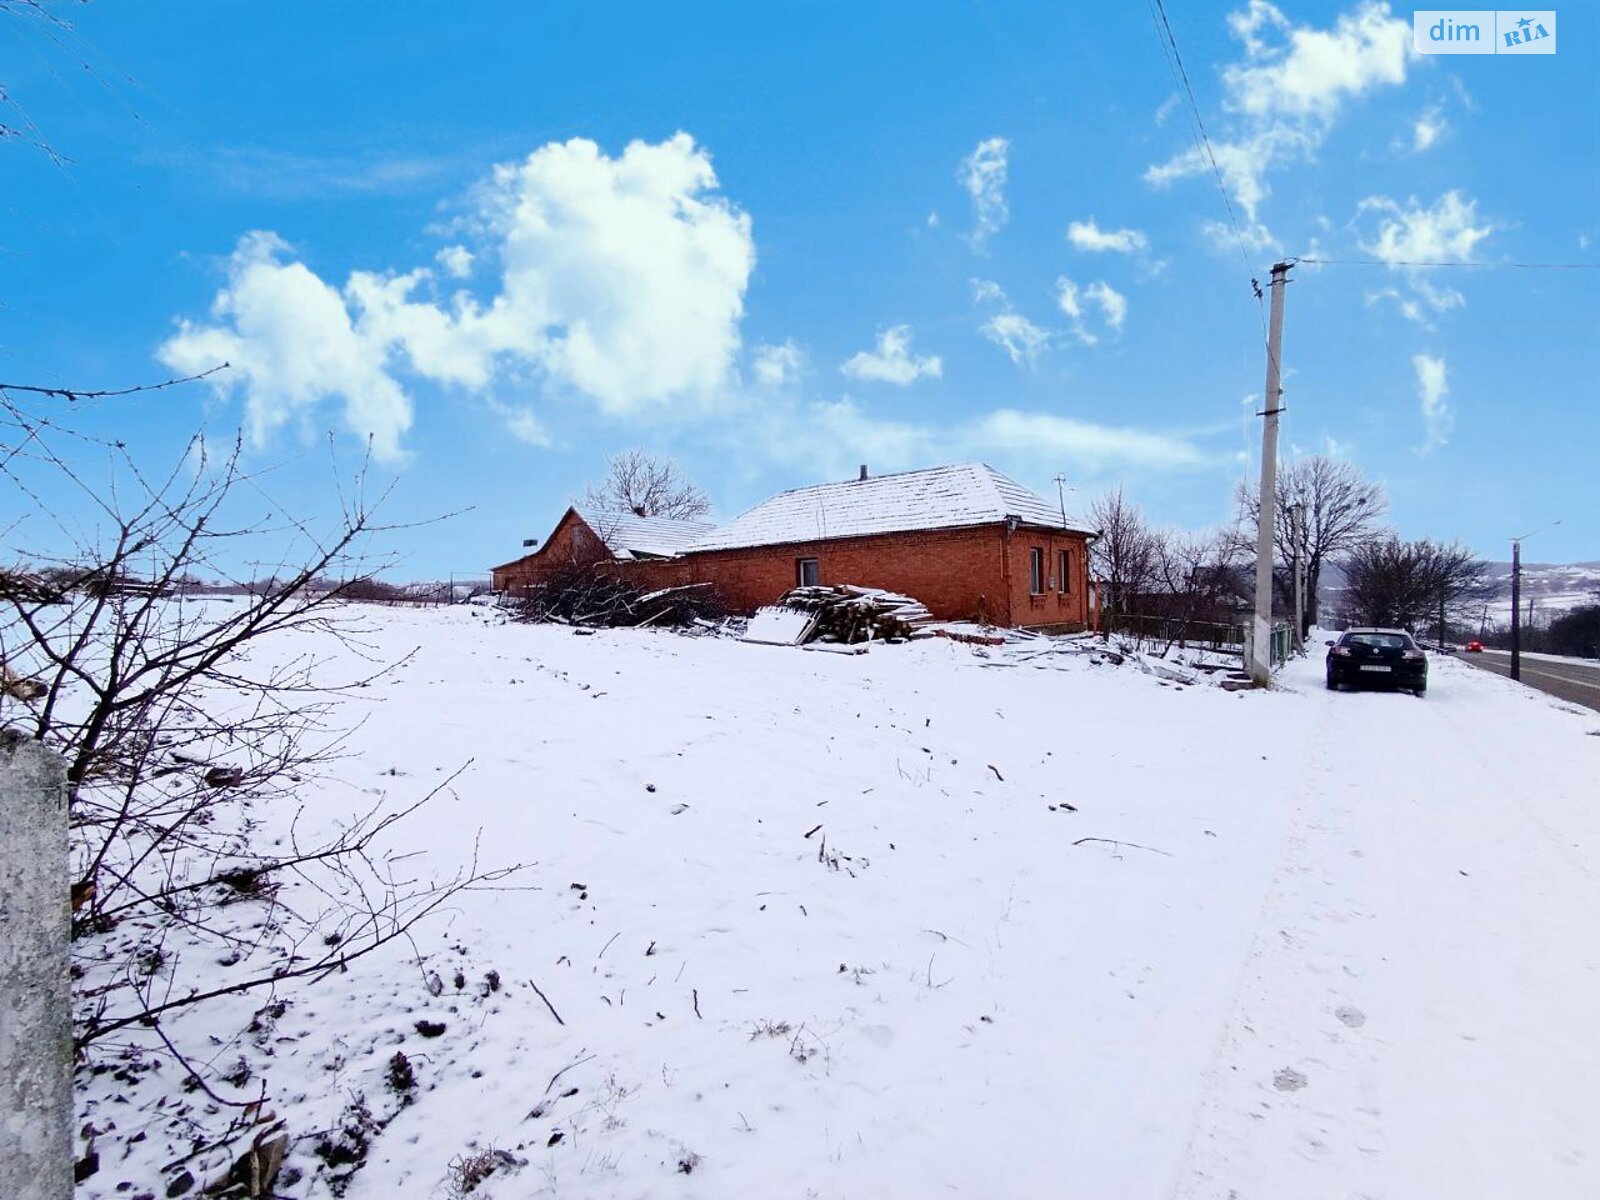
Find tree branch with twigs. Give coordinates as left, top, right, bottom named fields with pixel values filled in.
left=0, top=384, right=527, bottom=1189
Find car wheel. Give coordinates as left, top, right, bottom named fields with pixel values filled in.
left=1325, top=674, right=1337, bottom=691
left=1414, top=685, right=1427, bottom=697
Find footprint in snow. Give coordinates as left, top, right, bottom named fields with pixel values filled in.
left=1273, top=1067, right=1308, bottom=1092
left=1335, top=1005, right=1366, bottom=1028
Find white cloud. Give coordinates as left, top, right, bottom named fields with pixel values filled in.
left=1147, top=2, right=1414, bottom=235
left=1225, top=1, right=1411, bottom=121
left=1066, top=219, right=1150, bottom=255
left=980, top=312, right=1050, bottom=367
left=1358, top=189, right=1494, bottom=265
left=970, top=277, right=1007, bottom=305
left=1413, top=352, right=1451, bottom=453
left=1145, top=122, right=1313, bottom=225
left=1411, top=104, right=1446, bottom=152
left=745, top=398, right=1215, bottom=479
left=1364, top=285, right=1426, bottom=325
left=1201, top=216, right=1280, bottom=254
left=972, top=279, right=1053, bottom=366
left=160, top=133, right=757, bottom=460
left=435, top=244, right=474, bottom=278
left=840, top=325, right=942, bottom=386
left=1055, top=277, right=1127, bottom=344
left=973, top=410, right=1214, bottom=471
left=489, top=400, right=553, bottom=447
left=1355, top=190, right=1493, bottom=324
left=159, top=232, right=414, bottom=461
left=1056, top=278, right=1092, bottom=345
left=1083, top=281, right=1127, bottom=331
left=752, top=339, right=804, bottom=387
left=958, top=137, right=1010, bottom=248
left=744, top=396, right=943, bottom=478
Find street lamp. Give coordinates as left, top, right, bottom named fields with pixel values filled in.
left=1510, top=519, right=1561, bottom=682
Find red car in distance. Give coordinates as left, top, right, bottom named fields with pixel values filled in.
left=1465, top=640, right=1485, bottom=652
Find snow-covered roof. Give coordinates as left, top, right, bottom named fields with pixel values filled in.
left=575, top=509, right=716, bottom=559
left=689, top=463, right=1094, bottom=553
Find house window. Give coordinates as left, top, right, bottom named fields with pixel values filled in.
left=796, top=557, right=820, bottom=587
left=1057, top=549, right=1072, bottom=594
left=1028, top=547, right=1045, bottom=595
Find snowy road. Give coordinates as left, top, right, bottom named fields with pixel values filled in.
left=80, top=608, right=1600, bottom=1199
left=1174, top=651, right=1600, bottom=1198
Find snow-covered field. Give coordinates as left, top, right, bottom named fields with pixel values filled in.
left=79, top=605, right=1600, bottom=1199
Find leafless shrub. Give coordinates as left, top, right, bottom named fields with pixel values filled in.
left=0, top=383, right=524, bottom=1185
left=447, top=1147, right=526, bottom=1197
left=516, top=562, right=724, bottom=628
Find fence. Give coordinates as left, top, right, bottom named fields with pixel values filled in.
left=1103, top=613, right=1294, bottom=667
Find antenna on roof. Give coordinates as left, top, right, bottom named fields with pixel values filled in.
left=1052, top=473, right=1072, bottom=526
left=858, top=464, right=868, bottom=481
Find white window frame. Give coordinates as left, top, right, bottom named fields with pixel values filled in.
left=796, top=557, right=820, bottom=587
left=1028, top=547, right=1045, bottom=595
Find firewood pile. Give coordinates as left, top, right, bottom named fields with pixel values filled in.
left=515, top=565, right=725, bottom=628
left=773, top=585, right=932, bottom=644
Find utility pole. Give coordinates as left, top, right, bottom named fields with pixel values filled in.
left=1510, top=537, right=1522, bottom=681
left=1249, top=261, right=1291, bottom=685
left=1053, top=473, right=1070, bottom=526
left=1510, top=520, right=1561, bottom=682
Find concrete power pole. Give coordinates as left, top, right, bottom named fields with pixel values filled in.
left=1510, top=537, right=1522, bottom=681
left=1249, top=261, right=1292, bottom=686
left=1, top=732, right=72, bottom=1200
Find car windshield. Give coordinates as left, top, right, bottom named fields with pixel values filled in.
left=1346, top=633, right=1411, bottom=650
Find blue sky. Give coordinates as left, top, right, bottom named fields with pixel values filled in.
left=3, top=2, right=1596, bottom=575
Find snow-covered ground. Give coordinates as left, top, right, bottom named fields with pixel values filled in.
left=78, top=605, right=1600, bottom=1199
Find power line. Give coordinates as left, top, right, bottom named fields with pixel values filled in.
left=1296, top=256, right=1600, bottom=270
left=1145, top=0, right=1260, bottom=296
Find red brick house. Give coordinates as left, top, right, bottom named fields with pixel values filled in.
left=491, top=507, right=714, bottom=585
left=492, top=463, right=1097, bottom=629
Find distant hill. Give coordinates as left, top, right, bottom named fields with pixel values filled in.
left=1477, top=561, right=1600, bottom=624
left=1319, top=560, right=1599, bottom=628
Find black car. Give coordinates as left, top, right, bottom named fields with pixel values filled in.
left=1326, top=628, right=1428, bottom=695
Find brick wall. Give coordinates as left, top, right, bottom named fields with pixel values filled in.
left=1005, top=525, right=1091, bottom=629
left=657, top=525, right=1009, bottom=623
left=491, top=509, right=611, bottom=592
left=494, top=515, right=1092, bottom=629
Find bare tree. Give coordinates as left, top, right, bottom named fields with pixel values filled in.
left=1339, top=536, right=1487, bottom=633
left=1149, top=527, right=1245, bottom=627
left=1234, top=455, right=1386, bottom=630
left=0, top=386, right=523, bottom=1186
left=1087, top=486, right=1157, bottom=615
left=581, top=449, right=710, bottom=519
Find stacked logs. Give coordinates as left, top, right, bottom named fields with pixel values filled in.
left=774, top=585, right=932, bottom=644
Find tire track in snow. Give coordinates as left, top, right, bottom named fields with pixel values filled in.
left=1173, top=664, right=1600, bottom=1198
left=1166, top=692, right=1336, bottom=1199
